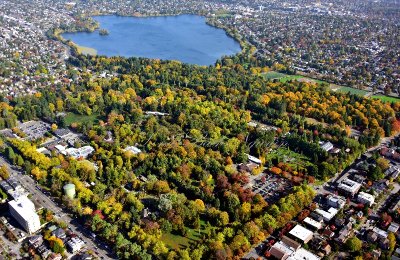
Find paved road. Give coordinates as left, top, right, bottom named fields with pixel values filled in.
left=0, top=156, right=114, bottom=259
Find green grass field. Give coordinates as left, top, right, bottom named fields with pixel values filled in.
left=262, top=71, right=326, bottom=84
left=161, top=220, right=212, bottom=250
left=64, top=113, right=100, bottom=126
left=265, top=147, right=314, bottom=171
left=262, top=71, right=288, bottom=80
left=335, top=86, right=368, bottom=96
left=372, top=95, right=400, bottom=103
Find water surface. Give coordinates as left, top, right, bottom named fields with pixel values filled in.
left=62, top=15, right=241, bottom=65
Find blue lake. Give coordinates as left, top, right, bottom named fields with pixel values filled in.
left=62, top=15, right=241, bottom=66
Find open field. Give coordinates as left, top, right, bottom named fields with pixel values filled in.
left=372, top=95, right=400, bottom=103
left=76, top=45, right=97, bottom=55
left=335, top=86, right=368, bottom=96
left=64, top=113, right=100, bottom=126
left=265, top=147, right=314, bottom=171
left=161, top=220, right=212, bottom=250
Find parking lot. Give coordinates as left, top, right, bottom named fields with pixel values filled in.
left=249, top=173, right=293, bottom=203
left=18, top=120, right=50, bottom=140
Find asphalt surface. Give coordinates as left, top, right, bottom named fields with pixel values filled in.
left=0, top=156, right=114, bottom=259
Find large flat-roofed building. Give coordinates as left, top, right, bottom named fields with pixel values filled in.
left=315, top=207, right=338, bottom=222
left=288, top=248, right=320, bottom=260
left=288, top=225, right=313, bottom=244
left=9, top=196, right=41, bottom=234
left=357, top=192, right=375, bottom=207
left=338, top=178, right=361, bottom=196
left=304, top=217, right=323, bottom=230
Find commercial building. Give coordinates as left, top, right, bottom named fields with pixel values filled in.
left=357, top=192, right=375, bottom=207
left=64, top=146, right=94, bottom=159
left=9, top=196, right=41, bottom=234
left=326, top=194, right=346, bottom=209
left=288, top=225, right=314, bottom=244
left=315, top=207, right=338, bottom=222
left=338, top=178, right=361, bottom=196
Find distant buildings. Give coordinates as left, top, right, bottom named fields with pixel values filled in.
left=9, top=196, right=40, bottom=234
left=269, top=234, right=320, bottom=260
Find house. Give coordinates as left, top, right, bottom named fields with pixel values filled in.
left=269, top=242, right=291, bottom=260
left=385, top=165, right=400, bottom=179
left=389, top=222, right=400, bottom=233
left=288, top=225, right=314, bottom=244
left=357, top=192, right=375, bottom=207
left=373, top=227, right=388, bottom=239
left=338, top=178, right=361, bottom=196
left=52, top=227, right=66, bottom=240
left=48, top=253, right=62, bottom=260
left=367, top=231, right=378, bottom=243
left=322, top=228, right=335, bottom=238
left=66, top=237, right=85, bottom=253
left=281, top=236, right=301, bottom=251
left=335, top=222, right=352, bottom=243
left=28, top=235, right=43, bottom=247
left=320, top=141, right=334, bottom=152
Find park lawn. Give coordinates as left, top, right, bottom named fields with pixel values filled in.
left=266, top=147, right=314, bottom=171
left=64, top=113, right=100, bottom=126
left=262, top=71, right=327, bottom=84
left=161, top=220, right=212, bottom=250
left=335, top=86, right=367, bottom=96
left=279, top=75, right=305, bottom=83
left=305, top=117, right=328, bottom=128
left=262, top=71, right=288, bottom=80
left=372, top=95, right=400, bottom=103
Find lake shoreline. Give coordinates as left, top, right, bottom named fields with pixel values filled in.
left=59, top=14, right=242, bottom=65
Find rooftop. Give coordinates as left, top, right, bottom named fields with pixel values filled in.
left=289, top=225, right=313, bottom=242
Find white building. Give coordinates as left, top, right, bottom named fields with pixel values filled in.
left=288, top=225, right=314, bottom=243
left=288, top=248, right=320, bottom=260
left=66, top=237, right=85, bottom=253
left=123, top=146, right=142, bottom=154
left=326, top=194, right=346, bottom=209
left=9, top=196, right=41, bottom=234
left=315, top=207, right=338, bottom=222
left=304, top=217, right=323, bottom=230
left=338, top=178, right=362, bottom=196
left=64, top=146, right=94, bottom=159
left=247, top=154, right=262, bottom=165
left=357, top=192, right=375, bottom=207
left=320, top=141, right=334, bottom=152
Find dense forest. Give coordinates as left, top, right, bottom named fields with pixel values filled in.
left=1, top=52, right=399, bottom=259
